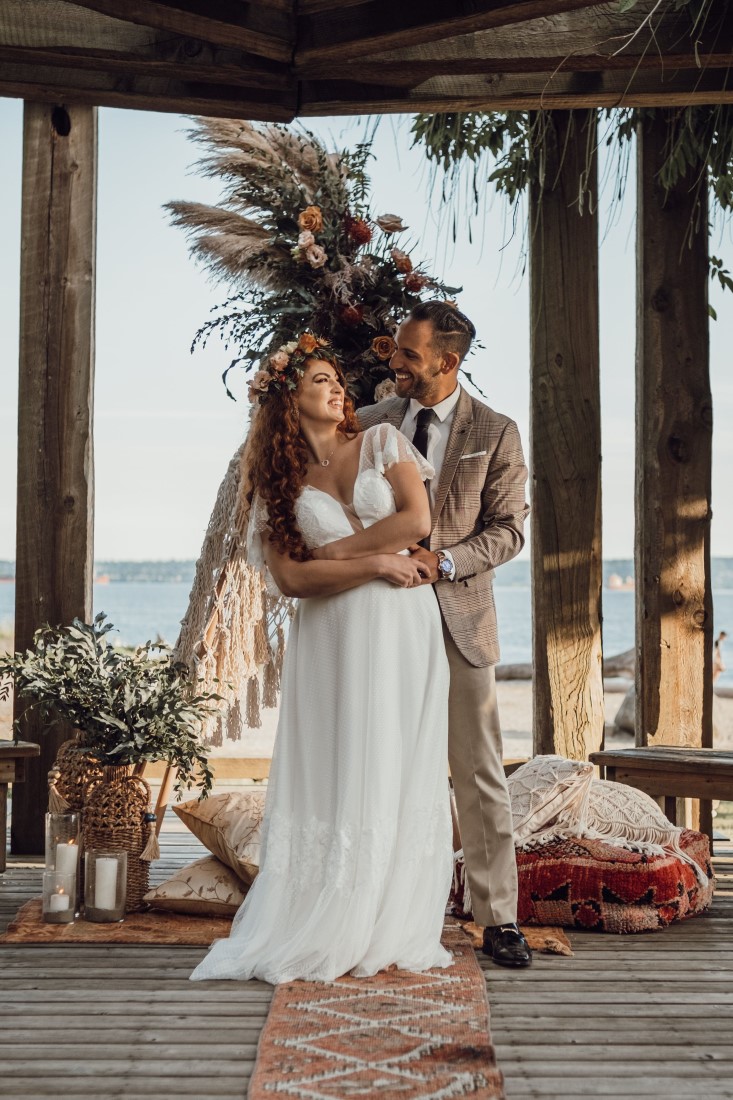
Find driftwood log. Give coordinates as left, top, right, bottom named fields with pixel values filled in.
left=496, top=648, right=635, bottom=682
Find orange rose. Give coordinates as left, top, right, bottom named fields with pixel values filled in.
left=297, top=333, right=318, bottom=354
left=371, top=335, right=396, bottom=360
left=391, top=248, right=412, bottom=274
left=298, top=205, right=323, bottom=233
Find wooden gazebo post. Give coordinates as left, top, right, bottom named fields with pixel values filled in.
left=11, top=103, right=97, bottom=854
left=529, top=109, right=604, bottom=760
left=635, top=112, right=713, bottom=810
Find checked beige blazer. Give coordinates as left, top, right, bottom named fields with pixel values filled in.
left=359, top=389, right=529, bottom=667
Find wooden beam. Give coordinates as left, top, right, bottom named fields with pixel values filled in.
left=0, top=68, right=295, bottom=122
left=296, top=0, right=610, bottom=64
left=299, top=66, right=733, bottom=114
left=529, top=109, right=603, bottom=761
left=11, top=103, right=97, bottom=855
left=56, top=0, right=294, bottom=63
left=0, top=44, right=293, bottom=92
left=635, top=111, right=713, bottom=755
left=299, top=53, right=733, bottom=85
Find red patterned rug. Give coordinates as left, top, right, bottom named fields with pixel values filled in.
left=248, top=919, right=505, bottom=1100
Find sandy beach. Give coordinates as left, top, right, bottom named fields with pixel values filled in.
left=2, top=623, right=732, bottom=757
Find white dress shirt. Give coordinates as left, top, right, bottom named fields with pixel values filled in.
left=401, top=385, right=462, bottom=578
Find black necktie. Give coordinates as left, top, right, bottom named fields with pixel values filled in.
left=412, top=407, right=436, bottom=460
left=412, top=408, right=436, bottom=548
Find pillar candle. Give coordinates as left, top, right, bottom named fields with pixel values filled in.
left=55, top=841, right=78, bottom=876
left=48, top=891, right=70, bottom=912
left=94, top=857, right=119, bottom=911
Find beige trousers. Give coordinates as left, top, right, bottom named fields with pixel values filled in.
left=443, top=623, right=518, bottom=927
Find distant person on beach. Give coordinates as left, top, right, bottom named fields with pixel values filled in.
left=359, top=301, right=531, bottom=968
left=714, top=631, right=727, bottom=683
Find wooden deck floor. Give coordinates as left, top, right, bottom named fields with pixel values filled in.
left=1, top=816, right=732, bottom=1100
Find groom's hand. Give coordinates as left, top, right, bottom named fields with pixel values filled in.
left=408, top=545, right=439, bottom=584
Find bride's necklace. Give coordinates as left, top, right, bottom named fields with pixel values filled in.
left=311, top=440, right=338, bottom=468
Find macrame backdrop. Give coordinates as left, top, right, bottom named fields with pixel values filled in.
left=172, top=441, right=292, bottom=746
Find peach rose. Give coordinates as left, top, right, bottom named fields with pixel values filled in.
left=371, top=335, right=396, bottom=360
left=270, top=350, right=289, bottom=370
left=391, top=248, right=412, bottom=274
left=297, top=229, right=315, bottom=250
left=297, top=333, right=318, bottom=354
left=374, top=378, right=397, bottom=402
left=298, top=205, right=323, bottom=233
left=376, top=214, right=407, bottom=234
left=306, top=244, right=328, bottom=269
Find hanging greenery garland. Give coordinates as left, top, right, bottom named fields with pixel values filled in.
left=167, top=119, right=461, bottom=408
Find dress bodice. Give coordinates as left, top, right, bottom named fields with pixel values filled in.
left=247, top=424, right=433, bottom=577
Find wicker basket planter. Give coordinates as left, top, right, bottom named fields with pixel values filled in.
left=48, top=732, right=104, bottom=814
left=81, top=766, right=157, bottom=912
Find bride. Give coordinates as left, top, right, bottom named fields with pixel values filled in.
left=191, top=332, right=454, bottom=984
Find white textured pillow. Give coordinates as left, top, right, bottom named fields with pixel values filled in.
left=507, top=754, right=594, bottom=844
left=585, top=780, right=684, bottom=849
left=174, top=791, right=266, bottom=884
left=144, top=856, right=248, bottom=917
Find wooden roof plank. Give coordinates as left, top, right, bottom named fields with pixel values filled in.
left=56, top=0, right=294, bottom=63
left=0, top=44, right=293, bottom=92
left=301, top=52, right=733, bottom=86
left=296, top=0, right=613, bottom=64
left=0, top=65, right=296, bottom=121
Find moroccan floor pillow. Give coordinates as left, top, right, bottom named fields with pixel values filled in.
left=515, top=829, right=714, bottom=933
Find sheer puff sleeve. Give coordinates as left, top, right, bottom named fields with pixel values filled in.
left=360, top=423, right=434, bottom=482
left=246, top=492, right=281, bottom=596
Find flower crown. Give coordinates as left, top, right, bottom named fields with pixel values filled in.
left=248, top=332, right=340, bottom=405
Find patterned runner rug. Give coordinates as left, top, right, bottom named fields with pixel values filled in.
left=247, top=919, right=505, bottom=1100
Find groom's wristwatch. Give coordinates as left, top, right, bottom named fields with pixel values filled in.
left=435, top=550, right=455, bottom=581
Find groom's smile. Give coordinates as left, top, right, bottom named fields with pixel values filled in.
left=390, top=318, right=459, bottom=405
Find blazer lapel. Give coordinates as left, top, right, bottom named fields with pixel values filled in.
left=432, top=388, right=474, bottom=522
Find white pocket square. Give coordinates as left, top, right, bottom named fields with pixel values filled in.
left=460, top=450, right=488, bottom=460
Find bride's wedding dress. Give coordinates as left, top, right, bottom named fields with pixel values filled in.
left=190, top=424, right=453, bottom=984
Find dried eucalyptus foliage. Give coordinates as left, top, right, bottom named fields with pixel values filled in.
left=0, top=615, right=217, bottom=796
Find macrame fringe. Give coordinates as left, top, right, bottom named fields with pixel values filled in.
left=453, top=849, right=473, bottom=919
left=172, top=438, right=293, bottom=745
left=140, top=812, right=161, bottom=862
left=47, top=769, right=70, bottom=813
left=262, top=658, right=280, bottom=709
left=246, top=676, right=261, bottom=729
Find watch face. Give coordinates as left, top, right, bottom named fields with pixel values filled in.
left=439, top=559, right=452, bottom=576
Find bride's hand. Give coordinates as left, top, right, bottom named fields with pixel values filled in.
left=377, top=554, right=430, bottom=588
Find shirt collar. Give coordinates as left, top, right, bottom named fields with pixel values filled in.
left=407, top=384, right=461, bottom=425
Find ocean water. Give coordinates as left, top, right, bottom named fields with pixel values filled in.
left=1, top=570, right=731, bottom=686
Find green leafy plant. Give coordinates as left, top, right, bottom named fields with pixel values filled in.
left=0, top=614, right=217, bottom=797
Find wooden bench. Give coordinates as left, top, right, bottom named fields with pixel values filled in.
left=589, top=747, right=733, bottom=851
left=0, top=740, right=40, bottom=872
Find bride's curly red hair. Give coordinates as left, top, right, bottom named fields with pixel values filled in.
left=244, top=357, right=360, bottom=561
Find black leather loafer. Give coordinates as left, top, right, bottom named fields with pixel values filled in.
left=482, top=923, right=532, bottom=968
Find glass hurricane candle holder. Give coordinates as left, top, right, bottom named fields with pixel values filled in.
left=84, top=849, right=127, bottom=922
left=45, top=812, right=81, bottom=875
left=42, top=871, right=76, bottom=924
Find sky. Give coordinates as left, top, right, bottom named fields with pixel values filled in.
left=0, top=100, right=732, bottom=561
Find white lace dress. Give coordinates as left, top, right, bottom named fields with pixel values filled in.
left=190, top=424, right=453, bottom=984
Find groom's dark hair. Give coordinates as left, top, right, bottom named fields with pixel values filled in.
left=408, top=300, right=476, bottom=364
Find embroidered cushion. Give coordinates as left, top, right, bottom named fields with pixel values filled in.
left=452, top=830, right=714, bottom=933
left=174, top=791, right=266, bottom=884
left=144, top=856, right=248, bottom=917
left=516, top=830, right=714, bottom=932
left=506, top=755, right=595, bottom=844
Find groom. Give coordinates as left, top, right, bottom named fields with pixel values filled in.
left=358, top=301, right=531, bottom=967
